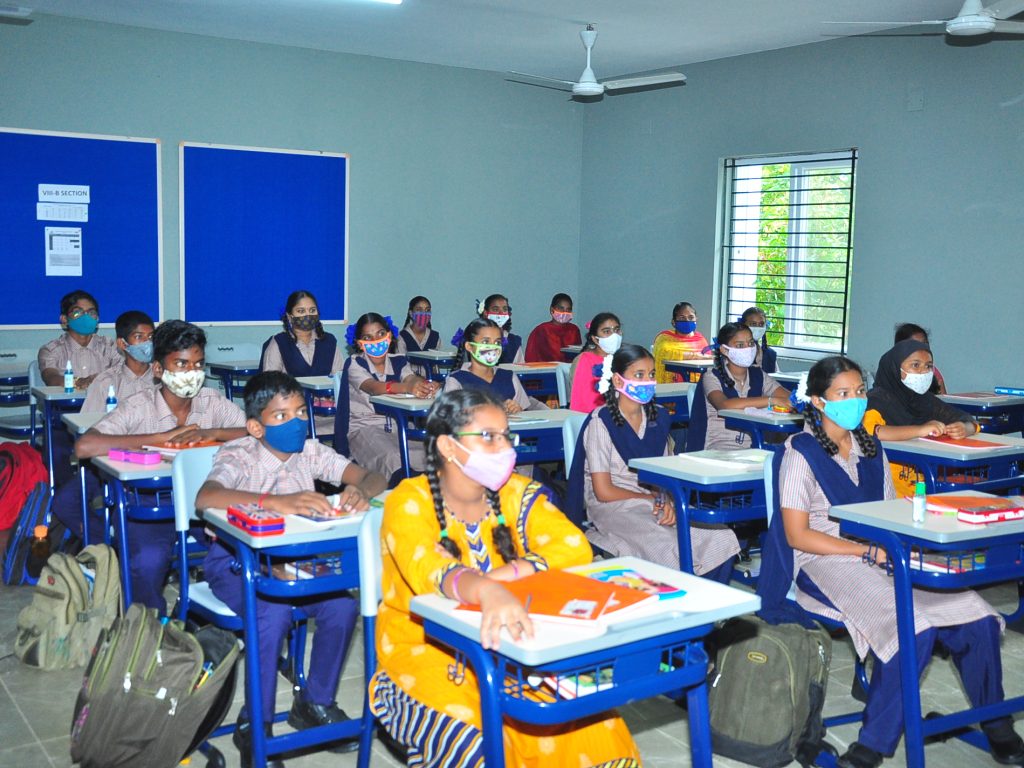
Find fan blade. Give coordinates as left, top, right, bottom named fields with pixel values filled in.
left=603, top=72, right=686, bottom=91
left=992, top=18, right=1024, bottom=30
left=822, top=20, right=944, bottom=25
left=984, top=0, right=1024, bottom=19
left=506, top=72, right=575, bottom=92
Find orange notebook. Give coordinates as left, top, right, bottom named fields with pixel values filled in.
left=920, top=495, right=1024, bottom=516
left=919, top=435, right=992, bottom=449
left=455, top=569, right=655, bottom=623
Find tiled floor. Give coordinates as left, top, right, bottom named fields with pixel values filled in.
left=1, top=579, right=1020, bottom=767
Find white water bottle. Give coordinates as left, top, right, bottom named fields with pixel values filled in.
left=63, top=361, right=75, bottom=393
left=912, top=481, right=926, bottom=524
left=105, top=385, right=117, bottom=413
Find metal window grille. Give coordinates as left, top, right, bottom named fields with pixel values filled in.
left=718, top=149, right=857, bottom=355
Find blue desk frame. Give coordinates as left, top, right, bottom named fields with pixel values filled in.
left=405, top=350, right=456, bottom=381
left=208, top=363, right=260, bottom=402
left=663, top=359, right=713, bottom=383
left=881, top=443, right=1024, bottom=494
left=940, top=397, right=1024, bottom=436
left=37, top=391, right=85, bottom=493
left=721, top=413, right=803, bottom=450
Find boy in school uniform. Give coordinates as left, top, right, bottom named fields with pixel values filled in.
left=80, top=310, right=158, bottom=413
left=75, top=319, right=247, bottom=612
left=195, top=371, right=387, bottom=767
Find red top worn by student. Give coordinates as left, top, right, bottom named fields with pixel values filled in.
left=524, top=292, right=582, bottom=362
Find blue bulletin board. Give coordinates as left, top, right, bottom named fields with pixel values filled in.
left=0, top=127, right=162, bottom=329
left=180, top=143, right=349, bottom=324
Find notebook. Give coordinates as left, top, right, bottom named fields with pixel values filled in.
left=919, top=435, right=993, bottom=449
left=142, top=439, right=222, bottom=457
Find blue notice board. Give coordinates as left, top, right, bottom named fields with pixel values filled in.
left=181, top=143, right=349, bottom=324
left=0, top=128, right=162, bottom=328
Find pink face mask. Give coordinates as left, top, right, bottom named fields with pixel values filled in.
left=450, top=440, right=516, bottom=491
left=552, top=311, right=573, bottom=324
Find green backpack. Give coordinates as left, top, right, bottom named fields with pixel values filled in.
left=14, top=543, right=121, bottom=669
left=70, top=603, right=240, bottom=768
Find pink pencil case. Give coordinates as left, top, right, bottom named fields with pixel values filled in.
left=108, top=448, right=162, bottom=465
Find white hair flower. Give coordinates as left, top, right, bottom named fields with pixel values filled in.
left=793, top=371, right=812, bottom=404
left=475, top=298, right=486, bottom=315
left=596, top=355, right=614, bottom=395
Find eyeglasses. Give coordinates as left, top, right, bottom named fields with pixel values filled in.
left=454, top=430, right=520, bottom=447
left=68, top=307, right=99, bottom=320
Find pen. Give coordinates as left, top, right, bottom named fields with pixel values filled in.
left=524, top=594, right=533, bottom=613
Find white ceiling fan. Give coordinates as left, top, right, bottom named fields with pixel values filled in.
left=508, top=24, right=685, bottom=99
left=828, top=0, right=1024, bottom=37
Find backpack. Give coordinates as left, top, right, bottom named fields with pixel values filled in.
left=2, top=480, right=51, bottom=585
left=0, top=442, right=47, bottom=530
left=708, top=616, right=832, bottom=767
left=14, top=544, right=122, bottom=669
left=71, top=603, right=240, bottom=768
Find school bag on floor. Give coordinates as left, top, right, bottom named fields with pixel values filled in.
left=14, top=543, right=121, bottom=669
left=0, top=442, right=47, bottom=530
left=70, top=603, right=240, bottom=768
left=707, top=616, right=832, bottom=767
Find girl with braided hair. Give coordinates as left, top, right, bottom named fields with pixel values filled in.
left=779, top=356, right=1020, bottom=768
left=370, top=389, right=640, bottom=768
left=565, top=345, right=739, bottom=579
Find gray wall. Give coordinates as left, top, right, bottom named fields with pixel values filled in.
left=0, top=14, right=584, bottom=355
left=580, top=34, right=1024, bottom=389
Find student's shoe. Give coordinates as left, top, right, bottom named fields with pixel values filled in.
left=984, top=719, right=1024, bottom=765
left=233, top=716, right=285, bottom=768
left=287, top=697, right=359, bottom=754
left=837, top=742, right=884, bottom=768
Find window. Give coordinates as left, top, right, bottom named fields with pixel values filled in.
left=717, top=149, right=857, bottom=357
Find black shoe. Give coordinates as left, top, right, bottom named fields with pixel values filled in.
left=984, top=719, right=1024, bottom=765
left=287, top=698, right=359, bottom=754
left=233, top=717, right=285, bottom=768
left=837, top=742, right=884, bottom=768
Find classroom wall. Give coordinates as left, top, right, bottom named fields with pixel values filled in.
left=579, top=34, right=1024, bottom=389
left=0, top=14, right=584, bottom=355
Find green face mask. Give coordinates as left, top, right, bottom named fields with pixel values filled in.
left=468, top=342, right=502, bottom=367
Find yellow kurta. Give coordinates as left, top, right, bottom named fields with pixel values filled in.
left=371, top=472, right=640, bottom=768
left=652, top=330, right=710, bottom=383
left=863, top=408, right=919, bottom=498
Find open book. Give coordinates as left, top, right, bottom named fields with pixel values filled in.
left=572, top=563, right=687, bottom=601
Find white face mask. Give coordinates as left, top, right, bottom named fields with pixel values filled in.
left=486, top=313, right=510, bottom=328
left=161, top=369, right=205, bottom=399
left=749, top=325, right=767, bottom=343
left=596, top=333, right=622, bottom=355
left=901, top=369, right=934, bottom=395
left=723, top=344, right=757, bottom=368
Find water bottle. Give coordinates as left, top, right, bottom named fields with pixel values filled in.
left=26, top=525, right=51, bottom=579
left=912, top=481, right=927, bottom=524
left=105, top=384, right=117, bottom=413
left=63, top=361, right=75, bottom=393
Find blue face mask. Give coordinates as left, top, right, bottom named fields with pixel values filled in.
left=359, top=334, right=391, bottom=358
left=822, top=397, right=868, bottom=431
left=616, top=380, right=657, bottom=404
left=263, top=416, right=308, bottom=454
left=125, top=340, right=154, bottom=364
left=674, top=320, right=697, bottom=335
left=68, top=314, right=98, bottom=335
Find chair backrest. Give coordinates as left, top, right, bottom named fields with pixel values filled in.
left=171, top=446, right=221, bottom=532
left=332, top=370, right=344, bottom=402
left=204, top=342, right=262, bottom=364
left=555, top=362, right=572, bottom=407
left=357, top=504, right=384, bottom=618
left=561, top=411, right=587, bottom=474
left=27, top=360, right=43, bottom=406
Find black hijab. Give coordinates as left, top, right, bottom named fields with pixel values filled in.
left=867, top=339, right=967, bottom=426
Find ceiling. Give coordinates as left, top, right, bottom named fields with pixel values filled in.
left=13, top=1, right=971, bottom=80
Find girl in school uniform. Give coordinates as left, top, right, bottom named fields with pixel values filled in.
left=569, top=312, right=622, bottom=413
left=260, top=290, right=343, bottom=377
left=780, top=356, right=1022, bottom=768
left=739, top=306, right=778, bottom=374
left=566, top=345, right=740, bottom=580
left=478, top=293, right=525, bottom=364
left=653, top=301, right=712, bottom=383
left=686, top=321, right=790, bottom=452
left=369, top=388, right=641, bottom=768
left=395, top=295, right=441, bottom=377
left=524, top=292, right=582, bottom=362
left=863, top=339, right=977, bottom=498
left=332, top=312, right=438, bottom=484
left=893, top=322, right=947, bottom=394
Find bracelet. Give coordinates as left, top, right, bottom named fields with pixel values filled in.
left=450, top=567, right=470, bottom=604
left=385, top=381, right=394, bottom=395
left=257, top=492, right=269, bottom=508
left=510, top=560, right=519, bottom=579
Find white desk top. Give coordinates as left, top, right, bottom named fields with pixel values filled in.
left=406, top=349, right=457, bottom=361
left=206, top=359, right=261, bottom=372
left=508, top=408, right=573, bottom=430
left=0, top=363, right=28, bottom=378
left=91, top=453, right=173, bottom=481
left=940, top=393, right=1024, bottom=407
left=719, top=408, right=803, bottom=426
left=655, top=382, right=693, bottom=396
left=771, top=371, right=804, bottom=384
left=560, top=345, right=583, bottom=354
left=369, top=394, right=437, bottom=412
left=830, top=490, right=1024, bottom=545
left=295, top=375, right=338, bottom=391
left=62, top=412, right=103, bottom=435
left=499, top=363, right=560, bottom=374
left=203, top=505, right=366, bottom=549
left=880, top=432, right=1024, bottom=461
left=664, top=358, right=714, bottom=369
left=630, top=450, right=770, bottom=484
left=31, top=385, right=86, bottom=402
left=410, top=556, right=760, bottom=666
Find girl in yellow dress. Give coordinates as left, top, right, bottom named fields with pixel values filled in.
left=369, top=389, right=641, bottom=768
left=652, top=301, right=711, bottom=383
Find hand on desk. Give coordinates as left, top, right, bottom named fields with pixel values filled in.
left=334, top=485, right=369, bottom=513
left=916, top=420, right=947, bottom=438
left=478, top=580, right=534, bottom=650
left=411, top=380, right=439, bottom=399
left=504, top=399, right=523, bottom=415
left=266, top=491, right=334, bottom=516
left=944, top=421, right=976, bottom=439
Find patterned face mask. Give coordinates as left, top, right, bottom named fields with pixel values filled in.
left=359, top=334, right=391, bottom=358
left=468, top=342, right=502, bottom=367
left=161, top=369, right=205, bottom=399
left=290, top=315, right=319, bottom=332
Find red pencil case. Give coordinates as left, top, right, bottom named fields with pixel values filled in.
left=108, top=448, right=162, bottom=465
left=227, top=504, right=286, bottom=536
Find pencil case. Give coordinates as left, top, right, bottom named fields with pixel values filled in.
left=227, top=504, right=286, bottom=536
left=108, top=448, right=162, bottom=465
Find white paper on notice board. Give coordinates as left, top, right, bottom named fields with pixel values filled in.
left=37, top=202, right=89, bottom=223
left=38, top=184, right=91, bottom=204
left=44, top=226, right=83, bottom=277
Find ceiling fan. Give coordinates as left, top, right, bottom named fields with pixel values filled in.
left=828, top=0, right=1024, bottom=37
left=508, top=24, right=685, bottom=99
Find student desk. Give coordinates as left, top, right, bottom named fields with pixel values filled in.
left=771, top=371, right=804, bottom=386
left=719, top=409, right=803, bottom=450
left=61, top=411, right=104, bottom=543
left=939, top=392, right=1024, bottom=435
left=499, top=362, right=560, bottom=399
left=830, top=491, right=1024, bottom=768
left=91, top=454, right=174, bottom=608
left=629, top=451, right=771, bottom=573
left=405, top=349, right=457, bottom=381
left=654, top=382, right=692, bottom=427
left=663, top=358, right=714, bottom=382
left=560, top=344, right=582, bottom=361
left=206, top=359, right=261, bottom=402
left=203, top=507, right=366, bottom=768
left=31, top=385, right=85, bottom=492
left=410, top=555, right=761, bottom=768
left=880, top=433, right=1024, bottom=493
left=295, top=375, right=340, bottom=440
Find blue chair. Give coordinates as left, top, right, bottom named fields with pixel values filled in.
left=555, top=363, right=572, bottom=408
left=561, top=411, right=586, bottom=474
left=356, top=503, right=384, bottom=768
